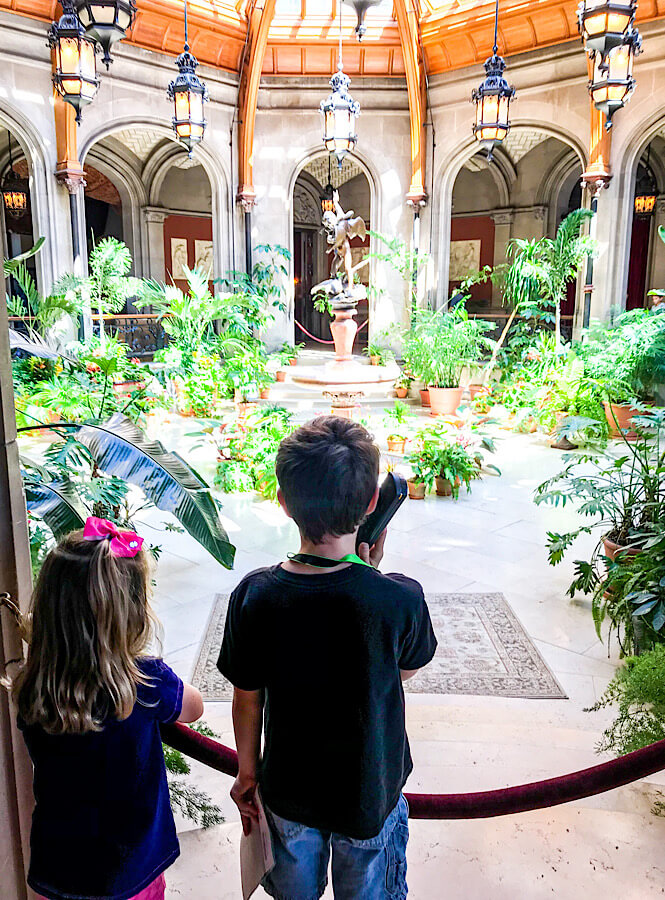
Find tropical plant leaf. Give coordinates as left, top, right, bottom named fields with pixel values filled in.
left=76, top=414, right=236, bottom=568
left=8, top=329, right=60, bottom=359
left=3, top=237, right=45, bottom=275
left=23, top=472, right=86, bottom=539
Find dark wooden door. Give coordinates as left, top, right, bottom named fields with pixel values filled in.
left=294, top=228, right=330, bottom=344
left=626, top=215, right=652, bottom=310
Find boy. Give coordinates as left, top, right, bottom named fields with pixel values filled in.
left=217, top=416, right=437, bottom=900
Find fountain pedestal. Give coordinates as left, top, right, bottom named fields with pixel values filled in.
left=329, top=309, right=358, bottom=362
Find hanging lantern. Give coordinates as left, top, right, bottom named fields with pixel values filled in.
left=472, top=54, right=515, bottom=159
left=577, top=0, right=636, bottom=56
left=167, top=2, right=208, bottom=157
left=342, top=0, right=383, bottom=41
left=74, top=0, right=137, bottom=69
left=471, top=0, right=515, bottom=160
left=321, top=70, right=360, bottom=167
left=2, top=136, right=28, bottom=219
left=321, top=0, right=360, bottom=166
left=589, top=28, right=641, bottom=127
left=48, top=0, right=100, bottom=124
left=320, top=156, right=335, bottom=213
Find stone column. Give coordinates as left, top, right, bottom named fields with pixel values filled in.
left=0, top=276, right=35, bottom=900
left=490, top=208, right=514, bottom=306
left=143, top=208, right=168, bottom=282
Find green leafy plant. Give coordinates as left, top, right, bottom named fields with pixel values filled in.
left=6, top=239, right=82, bottom=353
left=579, top=309, right=665, bottom=403
left=535, top=409, right=665, bottom=652
left=53, top=237, right=141, bottom=347
left=20, top=414, right=236, bottom=568
left=402, top=304, right=494, bottom=389
left=383, top=400, right=412, bottom=441
left=163, top=722, right=224, bottom=829
left=432, top=441, right=480, bottom=499
left=589, top=645, right=665, bottom=756
left=363, top=340, right=394, bottom=365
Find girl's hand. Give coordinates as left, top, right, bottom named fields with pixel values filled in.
left=231, top=774, right=259, bottom=835
left=358, top=529, right=387, bottom=569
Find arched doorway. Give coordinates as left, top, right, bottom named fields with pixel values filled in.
left=1, top=127, right=34, bottom=275
left=84, top=165, right=123, bottom=255
left=292, top=154, right=371, bottom=350
left=625, top=141, right=663, bottom=310
left=448, top=129, right=584, bottom=329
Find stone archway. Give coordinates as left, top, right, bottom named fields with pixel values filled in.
left=291, top=153, right=372, bottom=351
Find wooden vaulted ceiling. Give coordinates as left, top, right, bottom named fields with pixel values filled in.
left=5, top=0, right=665, bottom=79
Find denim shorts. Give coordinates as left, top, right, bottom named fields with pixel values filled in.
left=262, top=794, right=409, bottom=900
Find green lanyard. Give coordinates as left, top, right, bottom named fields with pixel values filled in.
left=287, top=552, right=372, bottom=569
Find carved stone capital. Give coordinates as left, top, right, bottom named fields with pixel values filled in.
left=532, top=205, right=548, bottom=222
left=406, top=189, right=428, bottom=209
left=237, top=185, right=256, bottom=212
left=491, top=208, right=514, bottom=226
left=54, top=163, right=86, bottom=195
left=143, top=207, right=169, bottom=225
left=581, top=164, right=613, bottom=195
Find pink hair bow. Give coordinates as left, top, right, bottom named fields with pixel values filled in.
left=83, top=517, right=144, bottom=558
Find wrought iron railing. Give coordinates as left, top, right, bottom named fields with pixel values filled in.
left=91, top=315, right=168, bottom=359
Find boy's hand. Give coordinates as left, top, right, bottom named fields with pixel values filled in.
left=230, top=773, right=259, bottom=835
left=358, top=529, right=386, bottom=569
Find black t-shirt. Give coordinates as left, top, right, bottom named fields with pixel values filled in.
left=217, top=563, right=437, bottom=839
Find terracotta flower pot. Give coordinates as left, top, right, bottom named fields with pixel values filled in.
left=370, top=355, right=380, bottom=366
left=276, top=371, right=286, bottom=383
left=289, top=358, right=298, bottom=366
left=467, top=384, right=483, bottom=400
left=602, top=535, right=641, bottom=563
left=113, top=380, right=143, bottom=397
left=603, top=401, right=640, bottom=441
left=420, top=389, right=430, bottom=408
left=407, top=480, right=426, bottom=500
left=387, top=437, right=407, bottom=453
left=428, top=386, right=464, bottom=417
left=435, top=475, right=460, bottom=497
left=395, top=387, right=408, bottom=399
left=260, top=388, right=271, bottom=400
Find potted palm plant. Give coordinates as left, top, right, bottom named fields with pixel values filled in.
left=411, top=306, right=494, bottom=417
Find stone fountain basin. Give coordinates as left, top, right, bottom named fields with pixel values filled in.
left=290, top=359, right=400, bottom=394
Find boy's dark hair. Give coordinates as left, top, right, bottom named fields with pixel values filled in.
left=276, top=416, right=380, bottom=544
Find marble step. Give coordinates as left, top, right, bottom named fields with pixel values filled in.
left=168, top=804, right=665, bottom=900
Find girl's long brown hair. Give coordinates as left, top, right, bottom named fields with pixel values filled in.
left=13, top=530, right=157, bottom=734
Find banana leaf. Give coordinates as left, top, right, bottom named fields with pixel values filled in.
left=23, top=473, right=86, bottom=538
left=76, top=414, right=235, bottom=568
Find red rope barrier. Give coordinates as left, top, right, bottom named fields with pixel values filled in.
left=161, top=723, right=665, bottom=820
left=294, top=319, right=369, bottom=345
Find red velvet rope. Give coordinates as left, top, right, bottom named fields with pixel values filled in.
left=294, top=319, right=369, bottom=345
left=161, top=723, right=665, bottom=820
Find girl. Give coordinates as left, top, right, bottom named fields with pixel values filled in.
left=11, top=517, right=204, bottom=900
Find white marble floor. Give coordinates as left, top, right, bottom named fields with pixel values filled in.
left=133, top=407, right=665, bottom=898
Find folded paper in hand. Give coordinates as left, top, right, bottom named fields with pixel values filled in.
left=240, top=789, right=275, bottom=900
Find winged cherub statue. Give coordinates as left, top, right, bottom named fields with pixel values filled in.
left=312, top=190, right=368, bottom=311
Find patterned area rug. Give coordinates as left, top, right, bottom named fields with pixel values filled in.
left=191, top=592, right=567, bottom=701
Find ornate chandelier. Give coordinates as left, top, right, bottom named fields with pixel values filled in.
left=342, top=0, right=383, bottom=41
left=167, top=0, right=209, bottom=157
